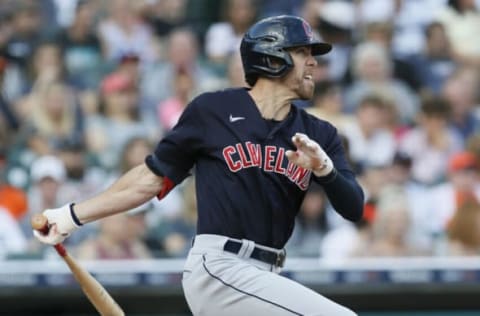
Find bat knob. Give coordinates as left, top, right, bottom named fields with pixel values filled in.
left=31, top=214, right=49, bottom=234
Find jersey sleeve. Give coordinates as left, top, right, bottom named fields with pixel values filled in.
left=146, top=98, right=205, bottom=185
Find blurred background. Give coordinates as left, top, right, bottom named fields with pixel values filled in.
left=1, top=0, right=480, bottom=315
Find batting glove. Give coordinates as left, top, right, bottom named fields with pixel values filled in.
left=286, top=132, right=334, bottom=177
left=33, top=204, right=82, bottom=245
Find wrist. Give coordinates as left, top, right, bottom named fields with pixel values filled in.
left=313, top=157, right=334, bottom=177
left=43, top=204, right=82, bottom=236
left=315, top=168, right=338, bottom=183
left=69, top=203, right=83, bottom=226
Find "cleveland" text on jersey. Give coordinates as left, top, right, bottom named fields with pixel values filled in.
left=222, top=142, right=311, bottom=190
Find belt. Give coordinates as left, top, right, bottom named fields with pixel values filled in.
left=223, top=240, right=286, bottom=268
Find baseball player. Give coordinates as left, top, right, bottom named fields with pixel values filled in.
left=34, top=15, right=364, bottom=316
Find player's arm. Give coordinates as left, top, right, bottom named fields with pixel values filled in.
left=286, top=132, right=364, bottom=221
left=34, top=96, right=205, bottom=246
left=75, top=163, right=163, bottom=223
left=34, top=163, right=165, bottom=245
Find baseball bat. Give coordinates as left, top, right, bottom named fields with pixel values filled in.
left=31, top=214, right=125, bottom=316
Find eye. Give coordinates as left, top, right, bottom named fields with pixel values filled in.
left=295, top=47, right=309, bottom=55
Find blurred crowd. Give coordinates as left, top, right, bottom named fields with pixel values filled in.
left=1, top=0, right=480, bottom=261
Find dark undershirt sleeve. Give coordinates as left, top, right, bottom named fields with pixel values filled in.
left=316, top=169, right=364, bottom=221
left=312, top=123, right=364, bottom=221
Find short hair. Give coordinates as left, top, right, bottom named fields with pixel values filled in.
left=357, top=94, right=388, bottom=111
left=420, top=95, right=451, bottom=118
left=351, top=42, right=392, bottom=79
left=425, top=21, right=445, bottom=38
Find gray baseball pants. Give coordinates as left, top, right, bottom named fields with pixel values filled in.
left=182, top=234, right=357, bottom=316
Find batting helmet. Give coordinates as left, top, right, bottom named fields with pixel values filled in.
left=240, top=15, right=332, bottom=86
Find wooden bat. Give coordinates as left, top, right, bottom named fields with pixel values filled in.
left=31, top=214, right=125, bottom=316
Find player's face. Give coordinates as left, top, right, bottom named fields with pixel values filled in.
left=283, top=46, right=318, bottom=100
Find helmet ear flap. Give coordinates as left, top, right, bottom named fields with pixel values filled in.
left=244, top=54, right=292, bottom=86
left=253, top=53, right=293, bottom=78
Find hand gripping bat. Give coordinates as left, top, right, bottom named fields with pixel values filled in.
left=31, top=214, right=125, bottom=316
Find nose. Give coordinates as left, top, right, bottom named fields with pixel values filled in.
left=308, top=54, right=318, bottom=67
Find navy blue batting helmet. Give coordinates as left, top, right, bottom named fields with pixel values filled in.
left=240, top=15, right=332, bottom=86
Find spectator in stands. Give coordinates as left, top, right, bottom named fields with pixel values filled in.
left=321, top=166, right=385, bottom=259
left=344, top=41, right=418, bottom=124
left=360, top=21, right=422, bottom=92
left=75, top=210, right=152, bottom=260
left=14, top=40, right=67, bottom=120
left=0, top=20, right=26, bottom=103
left=442, top=67, right=480, bottom=141
left=435, top=0, right=480, bottom=67
left=260, top=0, right=301, bottom=18
left=157, top=66, right=195, bottom=132
left=21, top=81, right=83, bottom=156
left=116, top=53, right=141, bottom=88
left=117, top=137, right=153, bottom=175
left=204, top=0, right=257, bottom=66
left=26, top=155, right=66, bottom=211
left=0, top=205, right=28, bottom=258
left=410, top=22, right=457, bottom=95
left=440, top=150, right=480, bottom=256
left=296, top=0, right=323, bottom=31
left=2, top=0, right=43, bottom=74
left=428, top=151, right=480, bottom=254
left=287, top=183, right=328, bottom=257
left=85, top=72, right=158, bottom=170
left=226, top=52, right=247, bottom=88
left=97, top=0, right=157, bottom=65
left=445, top=188, right=480, bottom=256
left=365, top=186, right=421, bottom=257
left=341, top=95, right=396, bottom=169
left=0, top=147, right=28, bottom=223
left=358, top=0, right=442, bottom=58
left=57, top=141, right=105, bottom=203
left=445, top=195, right=480, bottom=256
left=141, top=28, right=221, bottom=107
left=144, top=0, right=189, bottom=39
left=399, top=95, right=463, bottom=185
left=22, top=155, right=68, bottom=241
left=306, top=80, right=355, bottom=133
left=384, top=152, right=433, bottom=252
left=317, top=0, right=355, bottom=83
left=466, top=134, right=480, bottom=167
left=55, top=0, right=104, bottom=90
left=0, top=57, right=21, bottom=147
left=147, top=177, right=197, bottom=258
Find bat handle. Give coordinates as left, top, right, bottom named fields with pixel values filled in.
left=31, top=214, right=67, bottom=257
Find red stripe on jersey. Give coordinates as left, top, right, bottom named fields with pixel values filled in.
left=157, top=176, right=175, bottom=200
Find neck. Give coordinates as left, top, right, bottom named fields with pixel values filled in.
left=248, top=80, right=294, bottom=120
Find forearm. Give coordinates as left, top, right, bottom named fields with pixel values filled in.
left=75, top=163, right=163, bottom=224
left=317, top=170, right=364, bottom=221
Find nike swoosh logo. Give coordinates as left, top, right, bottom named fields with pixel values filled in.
left=229, top=114, right=245, bottom=122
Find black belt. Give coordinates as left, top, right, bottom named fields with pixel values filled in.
left=223, top=240, right=286, bottom=267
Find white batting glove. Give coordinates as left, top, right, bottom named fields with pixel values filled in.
left=33, top=204, right=81, bottom=245
left=285, top=133, right=334, bottom=177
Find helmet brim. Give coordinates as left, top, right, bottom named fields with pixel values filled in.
left=311, top=42, right=332, bottom=56
left=285, top=42, right=332, bottom=56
